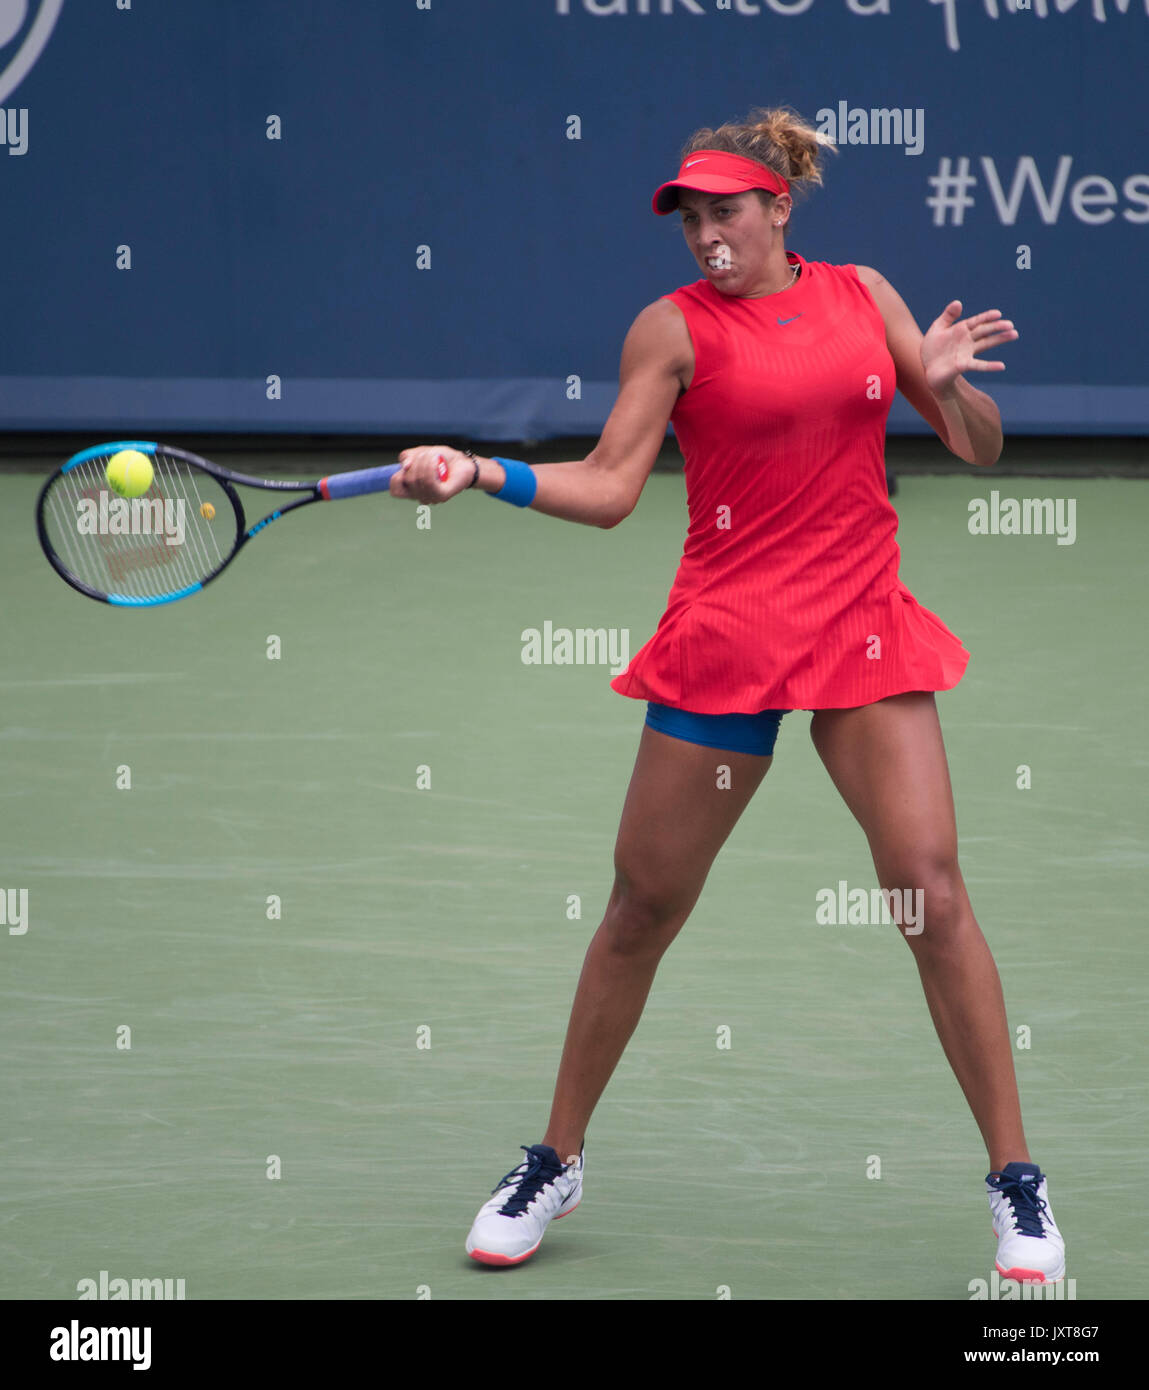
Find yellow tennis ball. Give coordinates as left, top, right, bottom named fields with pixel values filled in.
left=105, top=449, right=154, bottom=499
left=200, top=501, right=215, bottom=520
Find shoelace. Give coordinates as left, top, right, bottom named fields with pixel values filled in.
left=988, top=1172, right=1049, bottom=1238
left=491, top=1146, right=564, bottom=1217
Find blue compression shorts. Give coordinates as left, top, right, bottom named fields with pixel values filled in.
left=644, top=702, right=788, bottom=757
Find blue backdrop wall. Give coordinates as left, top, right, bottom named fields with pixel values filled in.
left=1, top=0, right=1146, bottom=439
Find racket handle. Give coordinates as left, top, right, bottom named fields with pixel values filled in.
left=319, top=463, right=401, bottom=501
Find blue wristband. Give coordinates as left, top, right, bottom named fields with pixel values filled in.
left=489, top=457, right=537, bottom=507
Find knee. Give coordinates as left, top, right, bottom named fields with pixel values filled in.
left=880, top=855, right=968, bottom=943
left=599, top=870, right=694, bottom=957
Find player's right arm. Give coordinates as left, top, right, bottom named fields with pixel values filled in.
left=395, top=298, right=692, bottom=528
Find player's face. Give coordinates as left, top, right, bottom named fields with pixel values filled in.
left=677, top=189, right=788, bottom=294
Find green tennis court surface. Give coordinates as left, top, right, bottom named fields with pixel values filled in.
left=1, top=463, right=1145, bottom=1301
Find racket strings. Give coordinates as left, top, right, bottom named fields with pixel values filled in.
left=41, top=450, right=234, bottom=601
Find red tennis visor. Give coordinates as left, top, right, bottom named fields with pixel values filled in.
left=652, top=150, right=790, bottom=215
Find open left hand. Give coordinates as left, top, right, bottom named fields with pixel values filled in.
left=920, top=300, right=1018, bottom=398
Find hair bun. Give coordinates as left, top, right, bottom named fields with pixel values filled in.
left=675, top=106, right=834, bottom=232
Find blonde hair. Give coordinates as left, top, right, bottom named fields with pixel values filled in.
left=678, top=106, right=834, bottom=230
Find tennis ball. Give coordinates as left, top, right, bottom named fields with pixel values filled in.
left=200, top=502, right=215, bottom=520
left=106, top=449, right=154, bottom=499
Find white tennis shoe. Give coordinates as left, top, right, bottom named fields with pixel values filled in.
left=987, top=1162, right=1066, bottom=1283
left=466, top=1144, right=584, bottom=1266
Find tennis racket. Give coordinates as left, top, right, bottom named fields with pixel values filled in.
left=36, top=440, right=434, bottom=607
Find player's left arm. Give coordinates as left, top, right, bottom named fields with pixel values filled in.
left=855, top=265, right=1017, bottom=467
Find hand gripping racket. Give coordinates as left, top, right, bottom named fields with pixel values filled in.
left=35, top=440, right=434, bottom=607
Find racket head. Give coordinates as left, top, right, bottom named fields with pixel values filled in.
left=36, top=442, right=246, bottom=606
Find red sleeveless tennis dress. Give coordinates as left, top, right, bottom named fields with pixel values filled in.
left=610, top=251, right=970, bottom=714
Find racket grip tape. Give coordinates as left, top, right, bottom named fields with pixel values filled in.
left=319, top=464, right=402, bottom=500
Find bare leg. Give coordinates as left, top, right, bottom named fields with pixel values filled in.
left=810, top=692, right=1029, bottom=1172
left=542, top=725, right=774, bottom=1162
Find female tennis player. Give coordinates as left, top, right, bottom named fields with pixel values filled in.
left=391, top=108, right=1065, bottom=1287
